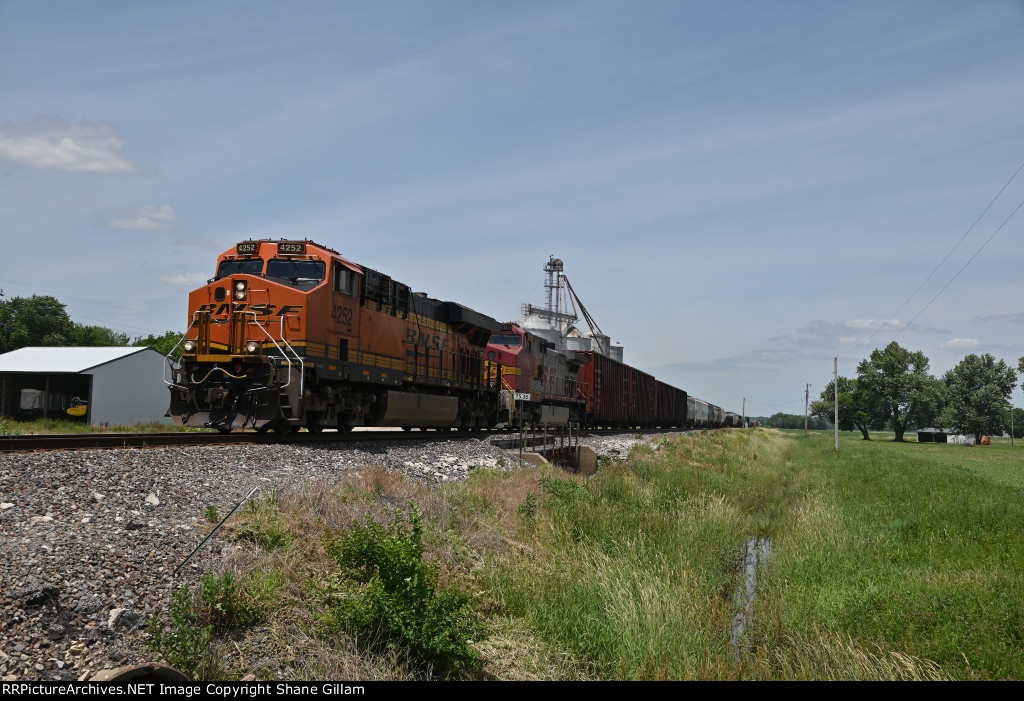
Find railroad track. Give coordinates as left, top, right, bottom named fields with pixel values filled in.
left=0, top=428, right=492, bottom=453
left=0, top=425, right=663, bottom=454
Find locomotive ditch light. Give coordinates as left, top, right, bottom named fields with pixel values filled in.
left=182, top=340, right=197, bottom=353
left=245, top=341, right=260, bottom=354
left=234, top=280, right=247, bottom=300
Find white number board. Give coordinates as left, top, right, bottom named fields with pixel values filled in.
left=513, top=393, right=531, bottom=401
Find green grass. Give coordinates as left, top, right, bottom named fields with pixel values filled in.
left=485, top=429, right=1024, bottom=679
left=755, top=432, right=1024, bottom=680
left=0, top=416, right=213, bottom=434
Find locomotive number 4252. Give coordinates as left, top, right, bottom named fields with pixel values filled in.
left=331, top=305, right=354, bottom=330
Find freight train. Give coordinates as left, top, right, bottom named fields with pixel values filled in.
left=165, top=239, right=743, bottom=433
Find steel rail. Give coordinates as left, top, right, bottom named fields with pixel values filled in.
left=0, top=428, right=493, bottom=453
left=0, top=426, right=674, bottom=454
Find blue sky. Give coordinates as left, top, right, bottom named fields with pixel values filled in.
left=2, top=1, right=1024, bottom=416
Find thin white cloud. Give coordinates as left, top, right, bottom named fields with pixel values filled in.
left=845, top=319, right=900, bottom=330
left=982, top=312, right=1024, bottom=324
left=939, top=338, right=979, bottom=350
left=107, top=204, right=178, bottom=230
left=0, top=116, right=137, bottom=173
left=161, top=272, right=208, bottom=286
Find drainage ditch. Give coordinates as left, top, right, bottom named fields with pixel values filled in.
left=731, top=537, right=772, bottom=659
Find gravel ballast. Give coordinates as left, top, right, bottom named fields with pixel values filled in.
left=0, top=431, right=676, bottom=680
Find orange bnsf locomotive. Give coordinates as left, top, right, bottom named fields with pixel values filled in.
left=167, top=239, right=500, bottom=433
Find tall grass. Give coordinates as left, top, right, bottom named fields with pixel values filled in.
left=486, top=429, right=809, bottom=679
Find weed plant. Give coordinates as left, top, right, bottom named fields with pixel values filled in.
left=320, top=503, right=483, bottom=675
left=236, top=490, right=294, bottom=550
left=146, top=585, right=215, bottom=680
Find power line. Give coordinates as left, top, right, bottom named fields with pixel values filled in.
left=841, top=158, right=1024, bottom=356
left=71, top=313, right=169, bottom=336
left=747, top=397, right=805, bottom=408
left=893, top=194, right=1024, bottom=339
left=0, top=276, right=139, bottom=313
left=860, top=159, right=1024, bottom=347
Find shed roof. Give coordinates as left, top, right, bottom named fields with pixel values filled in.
left=0, top=347, right=158, bottom=373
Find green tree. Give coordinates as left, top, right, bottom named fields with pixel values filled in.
left=857, top=342, right=945, bottom=442
left=73, top=323, right=130, bottom=346
left=0, top=295, right=76, bottom=353
left=764, top=412, right=831, bottom=430
left=134, top=330, right=186, bottom=361
left=941, top=354, right=1017, bottom=443
left=811, top=376, right=875, bottom=440
left=1010, top=408, right=1024, bottom=439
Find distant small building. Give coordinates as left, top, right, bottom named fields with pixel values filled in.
left=917, top=428, right=949, bottom=443
left=0, top=347, right=170, bottom=426
left=948, top=434, right=976, bottom=446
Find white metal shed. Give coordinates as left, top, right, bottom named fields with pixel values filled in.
left=0, top=347, right=170, bottom=426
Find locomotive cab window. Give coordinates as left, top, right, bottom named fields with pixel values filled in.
left=489, top=334, right=521, bottom=346
left=333, top=265, right=358, bottom=296
left=266, top=259, right=326, bottom=287
left=216, top=259, right=264, bottom=279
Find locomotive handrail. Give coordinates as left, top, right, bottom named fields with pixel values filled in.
left=242, top=312, right=304, bottom=399
left=161, top=311, right=305, bottom=402
left=162, top=324, right=197, bottom=388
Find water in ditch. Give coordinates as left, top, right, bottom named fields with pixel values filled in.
left=731, top=536, right=772, bottom=659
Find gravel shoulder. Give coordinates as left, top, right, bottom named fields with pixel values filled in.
left=0, top=431, right=683, bottom=681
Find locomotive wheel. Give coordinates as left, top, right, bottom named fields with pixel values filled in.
left=402, top=426, right=412, bottom=432
left=274, top=422, right=296, bottom=435
left=255, top=424, right=270, bottom=434
left=216, top=427, right=233, bottom=434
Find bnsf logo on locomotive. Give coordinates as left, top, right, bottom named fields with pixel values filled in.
left=405, top=327, right=449, bottom=350
left=197, top=303, right=303, bottom=316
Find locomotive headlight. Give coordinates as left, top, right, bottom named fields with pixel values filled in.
left=182, top=340, right=197, bottom=353
left=245, top=341, right=260, bottom=354
left=234, top=280, right=247, bottom=300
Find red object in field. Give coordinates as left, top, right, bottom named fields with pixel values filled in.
left=981, top=436, right=991, bottom=445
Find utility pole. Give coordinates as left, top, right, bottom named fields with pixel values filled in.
left=805, top=384, right=809, bottom=433
left=834, top=357, right=839, bottom=452
left=742, top=397, right=746, bottom=429
left=1012, top=405, right=1015, bottom=448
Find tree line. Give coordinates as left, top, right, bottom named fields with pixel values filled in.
left=763, top=413, right=833, bottom=430
left=0, top=294, right=183, bottom=358
left=810, top=341, right=1022, bottom=442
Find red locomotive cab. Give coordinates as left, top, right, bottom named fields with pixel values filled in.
left=485, top=324, right=532, bottom=394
